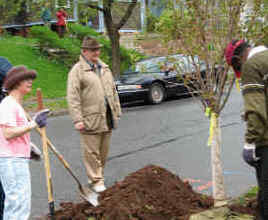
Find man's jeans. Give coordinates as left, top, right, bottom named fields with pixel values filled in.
left=0, top=158, right=31, bottom=220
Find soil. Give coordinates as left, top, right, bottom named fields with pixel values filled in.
left=229, top=198, right=257, bottom=217
left=41, top=165, right=257, bottom=220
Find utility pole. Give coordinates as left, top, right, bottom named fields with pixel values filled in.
left=140, top=0, right=146, bottom=32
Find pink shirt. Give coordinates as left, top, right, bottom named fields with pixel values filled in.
left=0, top=96, right=31, bottom=158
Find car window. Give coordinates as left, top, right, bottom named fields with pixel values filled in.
left=124, top=55, right=205, bottom=75
left=136, top=57, right=167, bottom=73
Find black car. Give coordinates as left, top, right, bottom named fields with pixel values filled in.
left=116, top=54, right=206, bottom=104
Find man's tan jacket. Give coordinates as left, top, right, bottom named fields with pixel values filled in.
left=67, top=56, right=122, bottom=133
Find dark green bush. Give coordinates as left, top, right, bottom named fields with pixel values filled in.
left=68, top=23, right=100, bottom=40
left=29, top=24, right=145, bottom=74
left=29, top=26, right=80, bottom=68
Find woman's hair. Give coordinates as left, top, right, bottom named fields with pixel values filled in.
left=3, top=66, right=36, bottom=91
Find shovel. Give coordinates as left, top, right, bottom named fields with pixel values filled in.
left=28, top=90, right=99, bottom=206
left=36, top=89, right=55, bottom=219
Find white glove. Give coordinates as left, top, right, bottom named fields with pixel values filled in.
left=242, top=142, right=260, bottom=166
left=30, top=142, right=42, bottom=161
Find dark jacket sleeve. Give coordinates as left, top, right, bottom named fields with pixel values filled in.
left=241, top=62, right=266, bottom=144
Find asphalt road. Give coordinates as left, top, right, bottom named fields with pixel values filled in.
left=30, top=89, right=256, bottom=219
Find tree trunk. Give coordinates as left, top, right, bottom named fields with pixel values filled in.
left=210, top=114, right=227, bottom=207
left=103, top=8, right=121, bottom=77
left=109, top=29, right=121, bottom=77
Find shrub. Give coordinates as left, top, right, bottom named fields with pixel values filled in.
left=155, top=9, right=183, bottom=41
left=146, top=10, right=159, bottom=33
left=29, top=24, right=145, bottom=74
left=68, top=23, right=100, bottom=40
left=29, top=26, right=80, bottom=68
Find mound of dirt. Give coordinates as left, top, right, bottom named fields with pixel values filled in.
left=49, top=165, right=214, bottom=220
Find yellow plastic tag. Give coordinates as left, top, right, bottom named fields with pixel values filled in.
left=205, top=107, right=211, bottom=117
left=235, top=78, right=241, bottom=92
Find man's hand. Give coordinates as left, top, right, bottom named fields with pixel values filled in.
left=75, top=121, right=85, bottom=131
left=242, top=142, right=260, bottom=166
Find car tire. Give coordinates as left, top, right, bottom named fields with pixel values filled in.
left=148, top=82, right=165, bottom=104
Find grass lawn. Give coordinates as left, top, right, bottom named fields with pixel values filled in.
left=0, top=36, right=69, bottom=99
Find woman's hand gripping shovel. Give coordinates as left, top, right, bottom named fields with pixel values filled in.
left=29, top=89, right=99, bottom=207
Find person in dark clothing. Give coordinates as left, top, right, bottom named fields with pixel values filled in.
left=225, top=40, right=268, bottom=220
left=0, top=57, right=13, bottom=220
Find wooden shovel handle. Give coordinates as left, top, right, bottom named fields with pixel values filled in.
left=37, top=88, right=55, bottom=219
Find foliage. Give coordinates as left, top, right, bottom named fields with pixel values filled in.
left=155, top=8, right=182, bottom=40
left=78, top=1, right=98, bottom=25
left=155, top=0, right=252, bottom=114
left=0, top=1, right=23, bottom=25
left=29, top=26, right=80, bottom=68
left=29, top=24, right=143, bottom=74
left=68, top=23, right=100, bottom=40
left=0, top=35, right=68, bottom=98
left=146, top=9, right=159, bottom=32
left=155, top=0, right=266, bottom=204
left=240, top=0, right=268, bottom=46
left=0, top=0, right=74, bottom=26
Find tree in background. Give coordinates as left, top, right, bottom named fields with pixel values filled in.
left=0, top=0, right=50, bottom=26
left=155, top=0, right=266, bottom=206
left=83, top=0, right=138, bottom=76
left=240, top=0, right=268, bottom=46
left=0, top=1, right=22, bottom=25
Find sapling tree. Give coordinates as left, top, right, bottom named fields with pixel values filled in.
left=155, top=0, right=266, bottom=206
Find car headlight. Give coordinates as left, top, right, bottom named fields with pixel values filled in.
left=117, top=85, right=142, bottom=91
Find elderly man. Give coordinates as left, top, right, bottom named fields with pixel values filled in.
left=225, top=40, right=268, bottom=220
left=67, top=37, right=121, bottom=198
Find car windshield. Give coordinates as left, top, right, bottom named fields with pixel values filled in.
left=125, top=55, right=205, bottom=75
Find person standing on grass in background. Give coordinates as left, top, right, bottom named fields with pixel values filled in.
left=67, top=36, right=121, bottom=201
left=225, top=40, right=268, bottom=220
left=0, top=57, right=12, bottom=220
left=56, top=7, right=68, bottom=38
left=41, top=2, right=51, bottom=26
left=0, top=66, right=49, bottom=220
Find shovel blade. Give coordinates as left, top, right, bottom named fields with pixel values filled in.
left=87, top=192, right=99, bottom=207
left=80, top=187, right=99, bottom=207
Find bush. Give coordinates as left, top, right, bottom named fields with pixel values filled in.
left=29, top=26, right=80, bottom=68
left=29, top=24, right=145, bottom=74
left=68, top=23, right=100, bottom=40
left=146, top=11, right=159, bottom=33
left=0, top=36, right=68, bottom=98
left=155, top=9, right=183, bottom=41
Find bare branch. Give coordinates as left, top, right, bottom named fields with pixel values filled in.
left=86, top=3, right=105, bottom=12
left=115, top=0, right=137, bottom=30
left=219, top=76, right=235, bottom=113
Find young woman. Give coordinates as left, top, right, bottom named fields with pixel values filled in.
left=0, top=66, right=49, bottom=220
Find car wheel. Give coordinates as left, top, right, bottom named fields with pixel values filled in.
left=148, top=83, right=165, bottom=104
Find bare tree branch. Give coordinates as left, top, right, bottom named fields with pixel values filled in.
left=86, top=3, right=105, bottom=12
left=115, top=0, right=137, bottom=30
left=219, top=76, right=235, bottom=113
